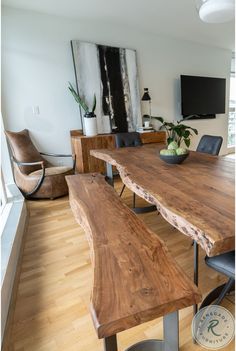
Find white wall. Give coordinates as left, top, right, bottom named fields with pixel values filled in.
left=2, top=6, right=232, bottom=156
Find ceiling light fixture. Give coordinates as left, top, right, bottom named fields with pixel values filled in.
left=197, top=0, right=235, bottom=23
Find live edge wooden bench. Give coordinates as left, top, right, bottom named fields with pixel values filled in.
left=66, top=174, right=201, bottom=351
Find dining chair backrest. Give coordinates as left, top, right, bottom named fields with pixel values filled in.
left=196, top=135, right=223, bottom=156
left=115, top=132, right=142, bottom=148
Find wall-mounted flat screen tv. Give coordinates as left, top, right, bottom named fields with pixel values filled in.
left=181, top=75, right=226, bottom=119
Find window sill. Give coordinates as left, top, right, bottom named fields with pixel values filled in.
left=1, top=196, right=26, bottom=284
left=1, top=184, right=28, bottom=338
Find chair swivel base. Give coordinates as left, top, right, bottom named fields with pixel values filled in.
left=120, top=183, right=157, bottom=214
left=125, top=339, right=167, bottom=351
left=200, top=280, right=235, bottom=309
left=132, top=205, right=157, bottom=214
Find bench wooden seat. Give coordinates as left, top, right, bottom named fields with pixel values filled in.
left=66, top=174, right=201, bottom=341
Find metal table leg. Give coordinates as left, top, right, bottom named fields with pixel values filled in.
left=193, top=241, right=199, bottom=315
left=105, top=162, right=114, bottom=187
left=104, top=335, right=118, bottom=351
left=107, top=162, right=156, bottom=213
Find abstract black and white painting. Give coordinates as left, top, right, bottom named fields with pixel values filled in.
left=71, top=40, right=142, bottom=134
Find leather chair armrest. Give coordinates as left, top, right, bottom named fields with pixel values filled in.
left=12, top=156, right=45, bottom=168
left=39, top=153, right=76, bottom=170
left=40, top=152, right=73, bottom=158
left=11, top=156, right=46, bottom=198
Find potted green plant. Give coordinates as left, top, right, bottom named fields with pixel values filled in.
left=68, top=82, right=97, bottom=136
left=152, top=116, right=198, bottom=164
left=152, top=116, right=198, bottom=147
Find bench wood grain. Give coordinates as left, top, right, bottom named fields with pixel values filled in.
left=90, top=145, right=235, bottom=257
left=66, top=173, right=201, bottom=339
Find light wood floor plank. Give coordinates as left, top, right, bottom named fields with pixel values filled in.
left=3, top=180, right=234, bottom=351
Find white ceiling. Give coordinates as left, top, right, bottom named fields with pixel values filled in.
left=2, top=0, right=235, bottom=50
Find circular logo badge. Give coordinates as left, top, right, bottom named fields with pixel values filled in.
left=192, top=305, right=235, bottom=349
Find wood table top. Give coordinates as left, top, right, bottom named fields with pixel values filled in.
left=66, top=174, right=201, bottom=338
left=91, top=144, right=235, bottom=257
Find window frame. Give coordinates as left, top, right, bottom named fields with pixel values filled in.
left=227, top=53, right=235, bottom=149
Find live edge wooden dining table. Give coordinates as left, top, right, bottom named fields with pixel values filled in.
left=91, top=143, right=235, bottom=312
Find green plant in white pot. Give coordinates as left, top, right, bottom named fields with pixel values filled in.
left=68, top=82, right=97, bottom=136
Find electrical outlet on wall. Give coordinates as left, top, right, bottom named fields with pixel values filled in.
left=32, top=106, right=40, bottom=116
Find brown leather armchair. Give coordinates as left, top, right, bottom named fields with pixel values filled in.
left=5, top=129, right=76, bottom=199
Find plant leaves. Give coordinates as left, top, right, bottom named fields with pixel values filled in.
left=92, top=94, right=96, bottom=113
left=184, top=138, right=191, bottom=147
left=167, top=137, right=174, bottom=145
left=177, top=123, right=198, bottom=135
left=183, top=130, right=190, bottom=138
left=150, top=116, right=198, bottom=147
left=68, top=82, right=89, bottom=112
left=164, top=122, right=175, bottom=128
left=191, top=127, right=198, bottom=135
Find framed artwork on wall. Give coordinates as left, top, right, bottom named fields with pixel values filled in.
left=71, top=40, right=142, bottom=134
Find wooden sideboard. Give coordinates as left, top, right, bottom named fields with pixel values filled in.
left=70, top=130, right=166, bottom=173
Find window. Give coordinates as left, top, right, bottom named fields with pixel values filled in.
left=0, top=169, right=8, bottom=213
left=0, top=115, right=16, bottom=232
left=228, top=53, right=235, bottom=148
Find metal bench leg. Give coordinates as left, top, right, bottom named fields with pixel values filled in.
left=124, top=311, right=179, bottom=351
left=104, top=335, right=118, bottom=351
left=164, top=311, right=179, bottom=351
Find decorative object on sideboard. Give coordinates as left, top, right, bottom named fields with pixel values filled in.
left=196, top=0, right=235, bottom=23
left=71, top=40, right=142, bottom=133
left=68, top=82, right=98, bottom=137
left=141, top=88, right=152, bottom=125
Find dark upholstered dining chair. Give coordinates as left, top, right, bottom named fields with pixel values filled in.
left=5, top=129, right=75, bottom=199
left=115, top=132, right=142, bottom=207
left=193, top=135, right=223, bottom=298
left=115, top=132, right=142, bottom=148
left=115, top=132, right=156, bottom=213
left=196, top=135, right=223, bottom=156
left=201, top=251, right=235, bottom=308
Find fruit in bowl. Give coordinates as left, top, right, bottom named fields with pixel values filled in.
left=160, top=142, right=189, bottom=164
left=160, top=149, right=176, bottom=156
left=176, top=147, right=188, bottom=155
left=166, top=141, right=178, bottom=150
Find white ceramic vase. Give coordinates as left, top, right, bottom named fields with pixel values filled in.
left=84, top=113, right=98, bottom=136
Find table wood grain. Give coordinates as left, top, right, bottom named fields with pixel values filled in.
left=66, top=173, right=201, bottom=338
left=91, top=144, right=235, bottom=257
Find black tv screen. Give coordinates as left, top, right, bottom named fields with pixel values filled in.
left=181, top=75, right=226, bottom=119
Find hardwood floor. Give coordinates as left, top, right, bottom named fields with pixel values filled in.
left=3, top=180, right=235, bottom=351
